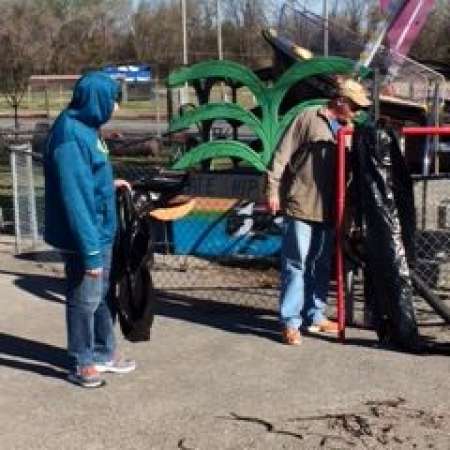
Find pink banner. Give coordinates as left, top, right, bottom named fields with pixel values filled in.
left=380, top=0, right=389, bottom=10
left=384, top=0, right=435, bottom=56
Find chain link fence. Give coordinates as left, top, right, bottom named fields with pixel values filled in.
left=113, top=163, right=281, bottom=310
left=4, top=143, right=282, bottom=311
left=9, top=143, right=42, bottom=252
left=277, top=3, right=447, bottom=107
left=3, top=138, right=450, bottom=323
left=413, top=177, right=450, bottom=294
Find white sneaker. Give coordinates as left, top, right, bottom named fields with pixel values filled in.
left=95, top=357, right=136, bottom=374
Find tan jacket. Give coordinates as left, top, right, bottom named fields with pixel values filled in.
left=266, top=106, right=337, bottom=223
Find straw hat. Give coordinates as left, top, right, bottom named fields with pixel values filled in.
left=338, top=78, right=372, bottom=108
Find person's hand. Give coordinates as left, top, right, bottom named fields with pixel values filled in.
left=114, top=178, right=132, bottom=191
left=267, top=196, right=280, bottom=215
left=85, top=268, right=103, bottom=278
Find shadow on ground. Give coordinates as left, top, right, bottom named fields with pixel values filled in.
left=0, top=269, right=65, bottom=304
left=0, top=332, right=69, bottom=379
left=0, top=268, right=281, bottom=342
left=1, top=267, right=448, bottom=383
left=304, top=327, right=450, bottom=356
left=156, top=290, right=280, bottom=342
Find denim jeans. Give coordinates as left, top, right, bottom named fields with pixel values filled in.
left=63, top=246, right=116, bottom=369
left=279, top=217, right=334, bottom=329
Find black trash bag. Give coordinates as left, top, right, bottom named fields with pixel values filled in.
left=350, top=124, right=420, bottom=351
left=110, top=188, right=156, bottom=342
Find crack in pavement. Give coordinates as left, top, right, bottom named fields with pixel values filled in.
left=219, top=412, right=304, bottom=440
left=216, top=399, right=449, bottom=448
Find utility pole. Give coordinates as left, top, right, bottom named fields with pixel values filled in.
left=181, top=0, right=188, bottom=66
left=323, top=0, right=329, bottom=57
left=217, top=0, right=227, bottom=101
left=217, top=0, right=223, bottom=61
left=181, top=0, right=188, bottom=104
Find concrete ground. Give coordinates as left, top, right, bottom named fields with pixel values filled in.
left=0, top=235, right=449, bottom=450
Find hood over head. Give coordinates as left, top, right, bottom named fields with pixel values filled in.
left=67, top=71, right=120, bottom=128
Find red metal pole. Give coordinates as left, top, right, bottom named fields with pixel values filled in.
left=335, top=127, right=352, bottom=342
left=402, top=126, right=450, bottom=136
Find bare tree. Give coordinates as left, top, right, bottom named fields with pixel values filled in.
left=0, top=0, right=61, bottom=128
left=221, top=0, right=274, bottom=66
left=410, top=0, right=449, bottom=63
left=129, top=0, right=182, bottom=74
left=49, top=0, right=133, bottom=73
left=333, top=0, right=369, bottom=34
left=0, top=0, right=446, bottom=98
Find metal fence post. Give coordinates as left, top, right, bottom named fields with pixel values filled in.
left=372, top=69, right=380, bottom=124
left=10, top=148, right=21, bottom=253
left=9, top=143, right=40, bottom=252
left=155, top=81, right=161, bottom=138
left=25, top=144, right=39, bottom=248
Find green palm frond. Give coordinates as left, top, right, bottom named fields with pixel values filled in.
left=171, top=140, right=266, bottom=172
left=168, top=56, right=372, bottom=172
left=168, top=59, right=267, bottom=104
left=168, top=103, right=269, bottom=154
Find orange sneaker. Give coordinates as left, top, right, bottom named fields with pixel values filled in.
left=67, top=366, right=106, bottom=388
left=307, top=319, right=339, bottom=334
left=282, top=327, right=302, bottom=345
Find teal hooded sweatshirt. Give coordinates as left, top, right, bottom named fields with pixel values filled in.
left=44, top=71, right=119, bottom=270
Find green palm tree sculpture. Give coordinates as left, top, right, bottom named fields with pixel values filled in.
left=168, top=57, right=370, bottom=172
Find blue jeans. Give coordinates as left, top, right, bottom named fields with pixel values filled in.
left=63, top=246, right=116, bottom=369
left=279, top=217, right=334, bottom=329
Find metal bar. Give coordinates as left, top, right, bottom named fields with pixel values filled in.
left=400, top=127, right=450, bottom=230
left=399, top=135, right=405, bottom=156
left=180, top=0, right=189, bottom=105
left=155, top=80, right=161, bottom=138
left=372, top=69, right=380, bottom=123
left=421, top=180, right=427, bottom=230
left=402, top=127, right=450, bottom=136
left=411, top=173, right=450, bottom=181
left=217, top=0, right=223, bottom=61
left=10, top=149, right=21, bottom=253
left=181, top=0, right=188, bottom=66
left=25, top=144, right=39, bottom=248
left=432, top=82, right=441, bottom=172
left=323, top=0, right=328, bottom=57
left=217, top=0, right=227, bottom=102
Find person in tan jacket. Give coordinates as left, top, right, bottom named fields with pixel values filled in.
left=266, top=79, right=371, bottom=345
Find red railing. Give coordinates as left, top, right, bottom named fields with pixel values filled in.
left=335, top=125, right=450, bottom=343
left=401, top=126, right=450, bottom=136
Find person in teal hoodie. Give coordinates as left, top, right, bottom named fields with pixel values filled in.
left=44, top=71, right=135, bottom=388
